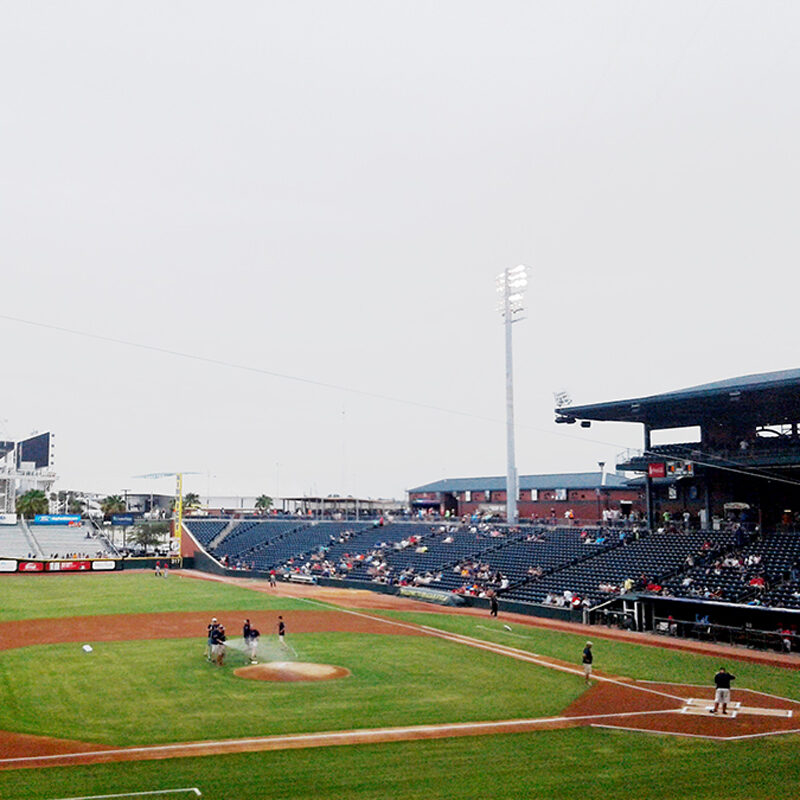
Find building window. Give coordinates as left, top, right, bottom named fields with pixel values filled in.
left=555, top=488, right=567, bottom=501
left=464, top=490, right=471, bottom=502
left=530, top=489, right=538, bottom=501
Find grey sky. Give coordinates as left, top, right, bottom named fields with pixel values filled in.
left=2, top=1, right=798, bottom=500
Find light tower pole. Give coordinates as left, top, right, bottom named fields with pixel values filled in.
left=496, top=265, right=529, bottom=526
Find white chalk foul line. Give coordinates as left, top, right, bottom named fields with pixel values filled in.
left=636, top=679, right=800, bottom=703
left=1, top=710, right=681, bottom=768
left=49, top=789, right=202, bottom=799
left=590, top=723, right=718, bottom=741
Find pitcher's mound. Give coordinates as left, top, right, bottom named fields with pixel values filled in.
left=234, top=661, right=351, bottom=682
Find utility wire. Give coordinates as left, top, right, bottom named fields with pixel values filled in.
left=3, top=311, right=800, bottom=490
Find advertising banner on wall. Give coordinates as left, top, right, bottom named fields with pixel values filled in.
left=111, top=515, right=135, bottom=526
left=18, top=561, right=45, bottom=572
left=0, top=560, right=18, bottom=572
left=0, top=513, right=18, bottom=526
left=92, top=560, right=117, bottom=571
left=47, top=560, right=91, bottom=572
left=648, top=462, right=667, bottom=479
left=33, top=515, right=82, bottom=525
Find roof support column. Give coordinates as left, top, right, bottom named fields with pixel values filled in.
left=644, top=424, right=654, bottom=529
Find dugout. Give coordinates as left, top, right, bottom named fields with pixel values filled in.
left=592, top=591, right=800, bottom=645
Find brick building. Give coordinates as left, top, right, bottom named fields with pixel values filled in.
left=408, top=471, right=642, bottom=522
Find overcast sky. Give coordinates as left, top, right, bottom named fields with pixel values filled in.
left=2, top=1, right=798, bottom=501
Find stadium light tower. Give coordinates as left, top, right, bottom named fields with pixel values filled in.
left=496, top=264, right=529, bottom=525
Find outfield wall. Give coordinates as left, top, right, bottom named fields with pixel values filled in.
left=0, top=556, right=181, bottom=574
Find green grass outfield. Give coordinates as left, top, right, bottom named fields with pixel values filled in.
left=1, top=573, right=799, bottom=799
left=2, top=728, right=800, bottom=800
left=0, top=572, right=308, bottom=620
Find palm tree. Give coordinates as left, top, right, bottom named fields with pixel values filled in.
left=255, top=495, right=273, bottom=515
left=101, top=495, right=126, bottom=518
left=67, top=495, right=85, bottom=514
left=173, top=492, right=201, bottom=514
left=16, top=489, right=49, bottom=519
left=183, top=492, right=200, bottom=510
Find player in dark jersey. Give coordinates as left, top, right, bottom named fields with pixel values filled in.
left=277, top=616, right=287, bottom=649
left=211, top=624, right=227, bottom=666
left=206, top=617, right=219, bottom=661
left=711, top=667, right=735, bottom=714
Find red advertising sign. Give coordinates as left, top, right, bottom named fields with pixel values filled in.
left=47, top=560, right=91, bottom=572
left=18, top=561, right=44, bottom=572
left=648, top=462, right=666, bottom=479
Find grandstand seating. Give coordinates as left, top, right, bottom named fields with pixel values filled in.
left=662, top=531, right=800, bottom=609
left=485, top=527, right=620, bottom=594
left=244, top=522, right=370, bottom=571
left=507, top=530, right=732, bottom=607
left=183, top=516, right=800, bottom=614
left=184, top=519, right=230, bottom=550
left=211, top=520, right=310, bottom=563
left=30, top=523, right=117, bottom=559
left=0, top=524, right=39, bottom=558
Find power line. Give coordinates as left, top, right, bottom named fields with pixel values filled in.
left=3, top=311, right=800, bottom=490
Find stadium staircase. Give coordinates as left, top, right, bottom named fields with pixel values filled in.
left=19, top=516, right=44, bottom=558
left=208, top=518, right=238, bottom=550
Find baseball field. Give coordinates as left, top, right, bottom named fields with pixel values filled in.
left=0, top=571, right=798, bottom=800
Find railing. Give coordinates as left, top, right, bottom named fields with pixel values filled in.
left=18, top=516, right=43, bottom=558
left=653, top=615, right=798, bottom=652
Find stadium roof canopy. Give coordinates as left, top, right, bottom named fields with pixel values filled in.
left=554, top=367, right=800, bottom=429
left=409, top=471, right=629, bottom=494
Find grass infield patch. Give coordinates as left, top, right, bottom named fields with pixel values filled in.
left=379, top=610, right=800, bottom=701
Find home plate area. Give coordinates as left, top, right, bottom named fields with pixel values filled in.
left=680, top=697, right=793, bottom=720
left=571, top=679, right=800, bottom=740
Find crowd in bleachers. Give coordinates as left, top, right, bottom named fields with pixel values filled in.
left=183, top=515, right=800, bottom=614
